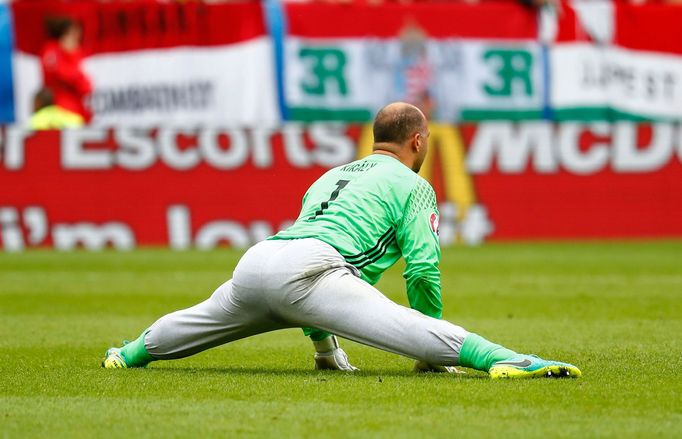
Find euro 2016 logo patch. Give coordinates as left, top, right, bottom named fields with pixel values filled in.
left=429, top=212, right=439, bottom=236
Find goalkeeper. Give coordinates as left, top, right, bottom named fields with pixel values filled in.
left=103, top=102, right=581, bottom=379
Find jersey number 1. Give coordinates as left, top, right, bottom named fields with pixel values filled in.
left=308, top=180, right=349, bottom=220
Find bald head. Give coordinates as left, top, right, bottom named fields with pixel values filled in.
left=373, top=102, right=426, bottom=145
left=372, top=102, right=430, bottom=173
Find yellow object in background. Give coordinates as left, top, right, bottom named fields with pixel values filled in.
left=29, top=105, right=84, bottom=130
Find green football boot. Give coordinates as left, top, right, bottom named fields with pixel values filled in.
left=489, top=354, right=581, bottom=379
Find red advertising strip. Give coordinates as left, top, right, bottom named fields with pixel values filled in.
left=1, top=123, right=681, bottom=251
left=12, top=0, right=266, bottom=56
left=459, top=124, right=682, bottom=239
left=285, top=3, right=537, bottom=39
left=0, top=126, right=361, bottom=250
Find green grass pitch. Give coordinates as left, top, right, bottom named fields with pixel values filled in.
left=1, top=242, right=681, bottom=438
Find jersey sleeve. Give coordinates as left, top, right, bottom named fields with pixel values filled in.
left=395, top=178, right=443, bottom=319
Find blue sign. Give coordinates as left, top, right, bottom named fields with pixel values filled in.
left=0, top=4, right=15, bottom=123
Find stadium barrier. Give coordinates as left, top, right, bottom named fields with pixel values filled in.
left=1, top=122, right=681, bottom=251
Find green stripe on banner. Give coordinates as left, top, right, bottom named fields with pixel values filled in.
left=460, top=109, right=543, bottom=121
left=553, top=107, right=678, bottom=123
left=290, top=107, right=373, bottom=122
left=552, top=107, right=611, bottom=121
left=610, top=110, right=676, bottom=122
left=610, top=109, right=659, bottom=122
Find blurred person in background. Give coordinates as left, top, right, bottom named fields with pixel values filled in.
left=40, top=16, right=92, bottom=122
left=29, top=87, right=84, bottom=130
left=393, top=22, right=435, bottom=119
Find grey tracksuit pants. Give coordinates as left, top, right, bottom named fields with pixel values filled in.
left=145, top=238, right=469, bottom=365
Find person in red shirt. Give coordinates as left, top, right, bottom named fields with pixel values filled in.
left=40, top=17, right=92, bottom=122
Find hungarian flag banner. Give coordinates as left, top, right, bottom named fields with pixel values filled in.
left=283, top=3, right=544, bottom=122
left=12, top=1, right=280, bottom=126
left=550, top=2, right=682, bottom=121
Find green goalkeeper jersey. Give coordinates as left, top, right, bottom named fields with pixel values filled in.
left=270, top=153, right=442, bottom=319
